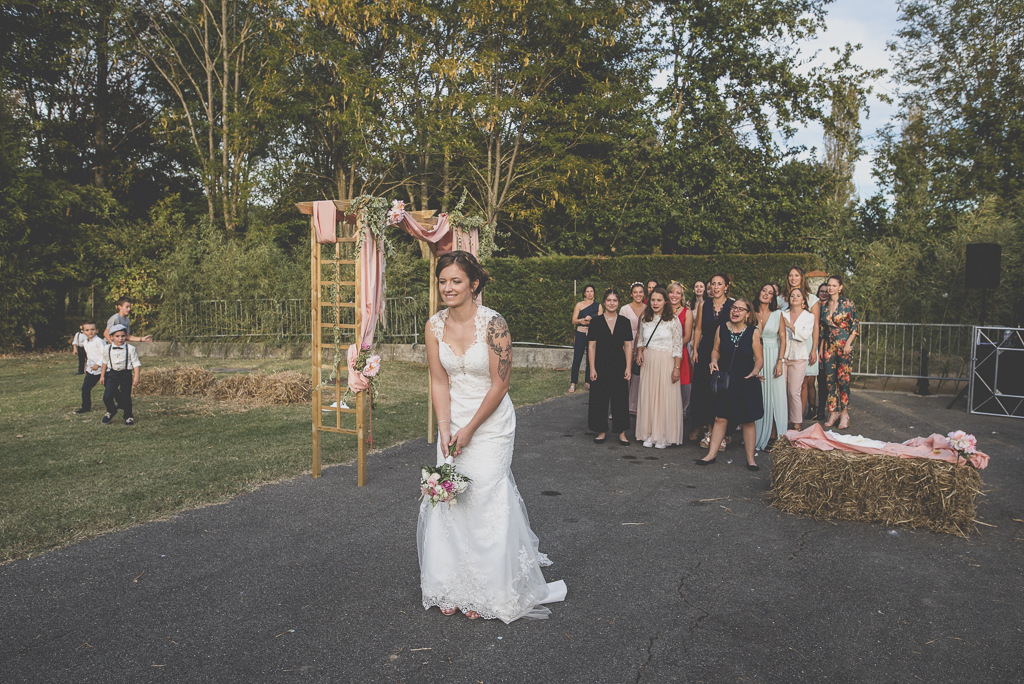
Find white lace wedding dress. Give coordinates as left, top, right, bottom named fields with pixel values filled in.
left=417, top=305, right=567, bottom=623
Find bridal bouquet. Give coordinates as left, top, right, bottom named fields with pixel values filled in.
left=946, top=430, right=978, bottom=465
left=420, top=445, right=471, bottom=507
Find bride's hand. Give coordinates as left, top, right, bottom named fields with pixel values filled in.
left=438, top=425, right=452, bottom=456
left=450, top=428, right=474, bottom=458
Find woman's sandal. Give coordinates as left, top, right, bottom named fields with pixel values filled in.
left=838, top=413, right=851, bottom=430
left=824, top=412, right=840, bottom=427
left=568, top=384, right=576, bottom=394
left=441, top=607, right=456, bottom=616
left=465, top=610, right=481, bottom=619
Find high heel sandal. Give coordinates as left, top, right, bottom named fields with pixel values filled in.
left=568, top=384, right=576, bottom=394
left=838, top=413, right=850, bottom=430
left=824, top=412, right=840, bottom=427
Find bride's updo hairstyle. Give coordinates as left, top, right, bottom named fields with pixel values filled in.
left=435, top=250, right=489, bottom=296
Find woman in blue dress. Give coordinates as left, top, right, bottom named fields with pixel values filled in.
left=753, top=283, right=787, bottom=451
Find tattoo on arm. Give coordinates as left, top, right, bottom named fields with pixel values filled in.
left=488, top=315, right=513, bottom=382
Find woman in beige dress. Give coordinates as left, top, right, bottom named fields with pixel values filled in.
left=635, top=286, right=685, bottom=448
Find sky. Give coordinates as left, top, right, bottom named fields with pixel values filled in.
left=786, top=0, right=903, bottom=199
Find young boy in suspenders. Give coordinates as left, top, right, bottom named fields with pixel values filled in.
left=100, top=324, right=142, bottom=426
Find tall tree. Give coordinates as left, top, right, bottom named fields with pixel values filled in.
left=132, top=0, right=290, bottom=230
left=884, top=0, right=1024, bottom=210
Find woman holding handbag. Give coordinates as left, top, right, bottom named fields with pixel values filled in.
left=695, top=298, right=764, bottom=470
left=635, top=286, right=685, bottom=448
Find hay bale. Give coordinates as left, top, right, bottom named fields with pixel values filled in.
left=769, top=438, right=983, bottom=536
left=135, top=366, right=215, bottom=397
left=172, top=366, right=216, bottom=396
left=207, top=371, right=311, bottom=405
left=135, top=367, right=177, bottom=396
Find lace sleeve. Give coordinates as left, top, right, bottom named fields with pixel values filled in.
left=429, top=309, right=447, bottom=343
left=671, top=317, right=683, bottom=358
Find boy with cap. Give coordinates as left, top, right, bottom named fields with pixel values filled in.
left=74, top=321, right=106, bottom=414
left=100, top=324, right=142, bottom=426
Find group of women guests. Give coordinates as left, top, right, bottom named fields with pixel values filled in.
left=575, top=269, right=860, bottom=469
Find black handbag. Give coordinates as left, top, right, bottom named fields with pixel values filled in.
left=710, top=327, right=739, bottom=395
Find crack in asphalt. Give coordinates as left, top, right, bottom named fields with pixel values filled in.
left=789, top=528, right=818, bottom=561
left=635, top=560, right=710, bottom=684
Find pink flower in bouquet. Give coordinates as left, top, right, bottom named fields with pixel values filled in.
left=442, top=480, right=454, bottom=492
left=387, top=199, right=405, bottom=224
left=362, top=354, right=382, bottom=377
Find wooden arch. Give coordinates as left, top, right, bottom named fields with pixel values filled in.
left=296, top=199, right=446, bottom=486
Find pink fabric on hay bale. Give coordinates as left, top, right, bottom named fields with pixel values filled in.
left=784, top=423, right=989, bottom=469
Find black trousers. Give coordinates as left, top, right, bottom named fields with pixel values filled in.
left=588, top=373, right=630, bottom=435
left=103, top=370, right=134, bottom=419
left=80, top=373, right=101, bottom=410
left=571, top=331, right=588, bottom=384
left=77, top=347, right=87, bottom=373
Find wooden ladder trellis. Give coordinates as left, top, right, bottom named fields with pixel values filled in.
left=296, top=199, right=443, bottom=486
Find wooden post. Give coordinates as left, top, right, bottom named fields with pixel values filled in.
left=310, top=214, right=322, bottom=478
left=354, top=215, right=367, bottom=486
left=426, top=251, right=438, bottom=443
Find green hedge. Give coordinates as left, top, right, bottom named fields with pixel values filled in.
left=482, top=254, right=824, bottom=345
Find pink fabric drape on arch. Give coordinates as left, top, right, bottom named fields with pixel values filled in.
left=784, top=423, right=989, bottom=469
left=313, top=200, right=337, bottom=245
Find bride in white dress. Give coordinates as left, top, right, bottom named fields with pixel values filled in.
left=417, top=251, right=567, bottom=622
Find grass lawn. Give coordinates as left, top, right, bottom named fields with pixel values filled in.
left=0, top=351, right=570, bottom=563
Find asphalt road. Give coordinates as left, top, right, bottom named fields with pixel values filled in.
left=2, top=389, right=1022, bottom=683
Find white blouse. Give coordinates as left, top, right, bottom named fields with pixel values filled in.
left=783, top=310, right=815, bottom=361
left=638, top=316, right=683, bottom=358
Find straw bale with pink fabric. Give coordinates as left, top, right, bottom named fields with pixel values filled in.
left=768, top=438, right=984, bottom=536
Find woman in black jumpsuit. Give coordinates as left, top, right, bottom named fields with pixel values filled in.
left=587, top=289, right=634, bottom=445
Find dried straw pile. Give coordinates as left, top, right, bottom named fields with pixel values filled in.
left=769, top=438, right=983, bottom=536
left=136, top=366, right=311, bottom=405
left=207, top=371, right=311, bottom=405
left=136, top=367, right=216, bottom=397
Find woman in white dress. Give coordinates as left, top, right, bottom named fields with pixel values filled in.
left=635, top=286, right=685, bottom=448
left=781, top=288, right=815, bottom=431
left=418, top=251, right=567, bottom=623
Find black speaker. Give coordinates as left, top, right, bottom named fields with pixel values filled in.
left=965, top=243, right=1001, bottom=289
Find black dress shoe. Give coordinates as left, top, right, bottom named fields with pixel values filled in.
left=74, top=408, right=91, bottom=414
left=747, top=464, right=760, bottom=472
left=695, top=457, right=716, bottom=466
left=594, top=436, right=606, bottom=444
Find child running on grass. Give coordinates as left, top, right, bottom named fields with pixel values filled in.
left=70, top=323, right=88, bottom=375
left=100, top=324, right=141, bottom=426
left=73, top=321, right=106, bottom=414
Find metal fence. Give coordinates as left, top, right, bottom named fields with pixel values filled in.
left=165, top=297, right=419, bottom=344
left=852, top=322, right=973, bottom=383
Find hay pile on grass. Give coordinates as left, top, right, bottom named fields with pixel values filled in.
left=136, top=366, right=311, bottom=405
left=769, top=437, right=983, bottom=536
left=206, top=370, right=311, bottom=405
left=136, top=367, right=216, bottom=397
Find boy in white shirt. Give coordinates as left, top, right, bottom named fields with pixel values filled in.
left=70, top=323, right=88, bottom=375
left=74, top=321, right=106, bottom=414
left=100, top=324, right=142, bottom=426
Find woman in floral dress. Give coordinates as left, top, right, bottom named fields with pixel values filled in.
left=820, top=275, right=859, bottom=430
